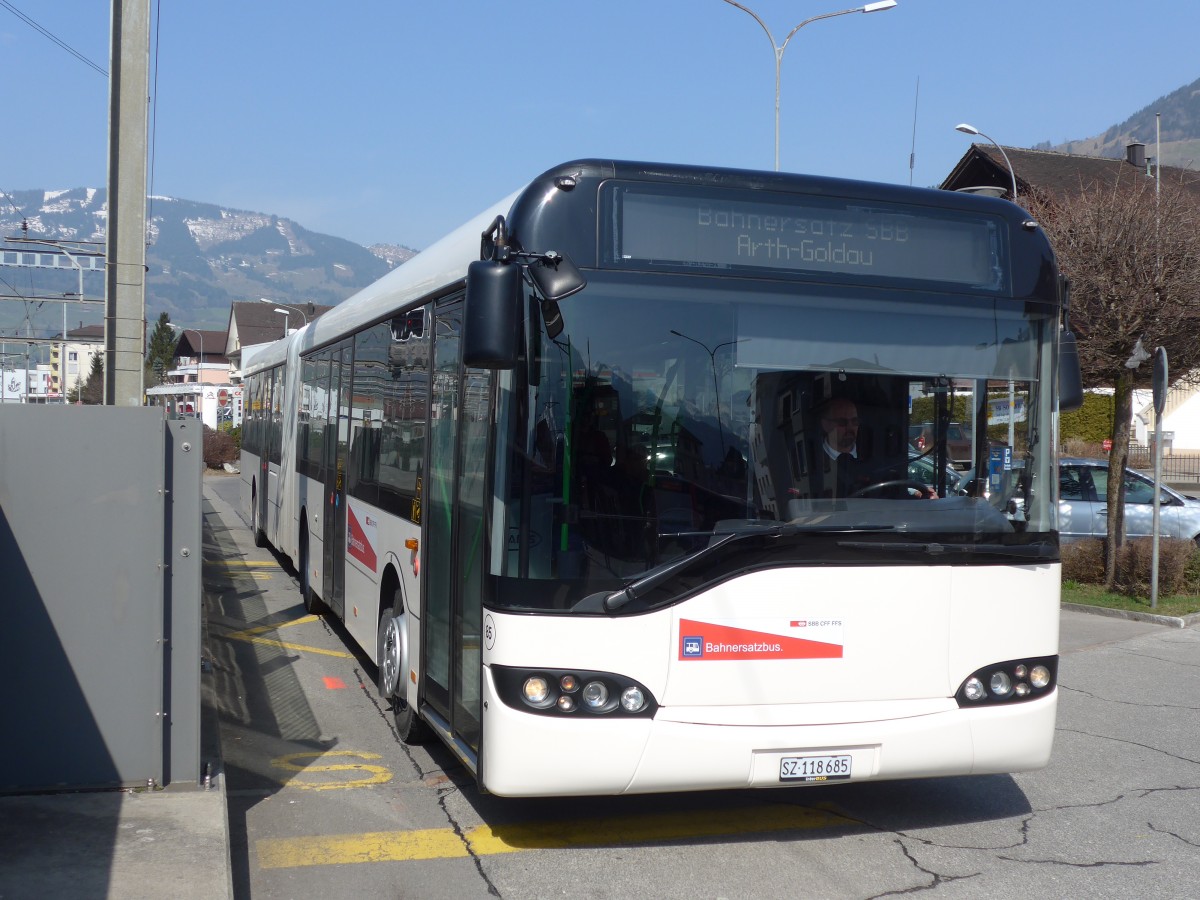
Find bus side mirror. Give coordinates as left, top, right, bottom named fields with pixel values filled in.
left=1058, top=329, right=1084, bottom=412
left=464, top=260, right=523, bottom=369
left=528, top=252, right=586, bottom=303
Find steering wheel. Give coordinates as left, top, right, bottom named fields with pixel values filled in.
left=851, top=479, right=932, bottom=499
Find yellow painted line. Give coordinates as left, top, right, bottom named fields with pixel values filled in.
left=206, top=560, right=280, bottom=569
left=272, top=751, right=392, bottom=791
left=225, top=615, right=353, bottom=659
left=257, top=803, right=852, bottom=869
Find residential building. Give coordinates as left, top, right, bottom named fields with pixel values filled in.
left=943, top=144, right=1200, bottom=452
left=50, top=324, right=104, bottom=401
left=223, top=300, right=333, bottom=380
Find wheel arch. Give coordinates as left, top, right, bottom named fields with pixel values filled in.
left=380, top=562, right=404, bottom=621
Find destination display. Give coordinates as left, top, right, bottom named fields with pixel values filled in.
left=608, top=184, right=1005, bottom=290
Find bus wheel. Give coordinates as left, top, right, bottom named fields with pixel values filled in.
left=299, top=527, right=324, bottom=615
left=251, top=488, right=266, bottom=548
left=378, top=598, right=431, bottom=745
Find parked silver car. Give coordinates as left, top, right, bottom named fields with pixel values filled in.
left=1058, top=457, right=1200, bottom=544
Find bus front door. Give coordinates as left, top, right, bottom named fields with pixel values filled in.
left=321, top=342, right=350, bottom=619
left=423, top=300, right=488, bottom=755
left=255, top=376, right=271, bottom=541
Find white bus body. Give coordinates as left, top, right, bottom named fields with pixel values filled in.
left=242, top=160, right=1069, bottom=797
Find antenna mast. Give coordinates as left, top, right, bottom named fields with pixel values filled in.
left=909, top=77, right=920, bottom=185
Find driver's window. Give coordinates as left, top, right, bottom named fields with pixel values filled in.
left=1123, top=473, right=1155, bottom=505
left=1059, top=465, right=1088, bottom=501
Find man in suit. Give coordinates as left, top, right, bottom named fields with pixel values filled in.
left=816, top=396, right=860, bottom=498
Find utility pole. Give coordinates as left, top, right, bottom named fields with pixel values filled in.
left=104, top=0, right=151, bottom=406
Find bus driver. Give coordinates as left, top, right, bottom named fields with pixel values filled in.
left=816, top=396, right=860, bottom=499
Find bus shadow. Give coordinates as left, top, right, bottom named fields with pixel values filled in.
left=201, top=498, right=340, bottom=899
left=448, top=771, right=1032, bottom=852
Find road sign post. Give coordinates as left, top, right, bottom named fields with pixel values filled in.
left=1151, top=347, right=1167, bottom=609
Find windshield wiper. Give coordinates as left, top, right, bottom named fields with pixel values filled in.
left=837, top=539, right=1056, bottom=559
left=597, top=523, right=895, bottom=613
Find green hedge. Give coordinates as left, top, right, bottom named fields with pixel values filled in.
left=910, top=395, right=972, bottom=423
left=1059, top=393, right=1115, bottom=444
left=911, top=390, right=1114, bottom=447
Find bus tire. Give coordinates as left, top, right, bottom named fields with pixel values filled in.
left=299, top=525, right=324, bottom=615
left=378, top=598, right=431, bottom=745
left=251, top=488, right=267, bottom=548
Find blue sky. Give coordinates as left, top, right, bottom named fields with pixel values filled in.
left=4, top=1, right=1199, bottom=250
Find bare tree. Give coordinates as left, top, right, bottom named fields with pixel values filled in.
left=1023, top=171, right=1200, bottom=587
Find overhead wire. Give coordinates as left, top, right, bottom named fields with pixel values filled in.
left=0, top=1, right=113, bottom=352
left=0, top=1, right=108, bottom=77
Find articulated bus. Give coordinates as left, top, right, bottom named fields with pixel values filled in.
left=241, top=159, right=1083, bottom=797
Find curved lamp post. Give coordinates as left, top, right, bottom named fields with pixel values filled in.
left=260, top=297, right=309, bottom=331
left=955, top=122, right=1018, bottom=200
left=723, top=0, right=898, bottom=171
left=670, top=329, right=746, bottom=461
left=272, top=308, right=291, bottom=337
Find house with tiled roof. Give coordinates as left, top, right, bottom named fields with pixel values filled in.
left=223, top=300, right=334, bottom=379
left=171, top=329, right=229, bottom=384
left=942, top=143, right=1200, bottom=202
left=943, top=144, right=1200, bottom=452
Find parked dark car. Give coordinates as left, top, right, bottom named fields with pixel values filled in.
left=1058, top=458, right=1200, bottom=544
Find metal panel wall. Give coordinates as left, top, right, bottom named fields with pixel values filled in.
left=0, top=406, right=202, bottom=791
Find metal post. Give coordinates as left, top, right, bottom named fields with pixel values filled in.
left=104, top=0, right=151, bottom=407
left=272, top=308, right=291, bottom=338
left=955, top=123, right=1018, bottom=201
left=722, top=1, right=898, bottom=171
left=1007, top=379, right=1015, bottom=447
left=57, top=245, right=85, bottom=403
left=1150, top=347, right=1168, bottom=609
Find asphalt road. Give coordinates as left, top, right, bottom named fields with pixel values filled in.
left=203, top=473, right=1200, bottom=900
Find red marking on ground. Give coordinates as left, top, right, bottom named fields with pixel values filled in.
left=323, top=676, right=347, bottom=690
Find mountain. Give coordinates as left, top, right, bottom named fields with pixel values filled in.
left=0, top=188, right=419, bottom=335
left=1037, top=75, right=1200, bottom=168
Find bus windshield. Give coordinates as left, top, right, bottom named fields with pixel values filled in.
left=491, top=274, right=1056, bottom=612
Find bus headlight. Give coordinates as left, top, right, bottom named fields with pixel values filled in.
left=522, top=676, right=550, bottom=706
left=962, top=678, right=986, bottom=702
left=954, top=656, right=1057, bottom=707
left=581, top=681, right=609, bottom=709
left=493, top=666, right=658, bottom=718
left=621, top=686, right=647, bottom=712
left=989, top=671, right=1013, bottom=697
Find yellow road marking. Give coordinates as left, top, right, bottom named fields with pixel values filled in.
left=225, top=615, right=353, bottom=659
left=206, top=560, right=280, bottom=569
left=205, top=560, right=279, bottom=581
left=256, top=803, right=852, bottom=868
left=272, top=751, right=392, bottom=791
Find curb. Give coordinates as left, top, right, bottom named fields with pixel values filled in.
left=1062, top=601, right=1200, bottom=629
left=200, top=482, right=236, bottom=900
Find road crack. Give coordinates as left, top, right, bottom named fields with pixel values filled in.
left=864, top=838, right=981, bottom=897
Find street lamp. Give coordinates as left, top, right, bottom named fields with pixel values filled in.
left=670, top=329, right=745, bottom=460
left=272, top=308, right=290, bottom=338
left=955, top=123, right=1018, bottom=201
left=260, top=297, right=308, bottom=328
left=723, top=0, right=898, bottom=171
